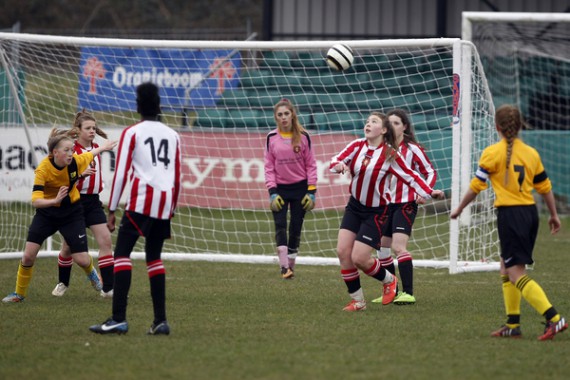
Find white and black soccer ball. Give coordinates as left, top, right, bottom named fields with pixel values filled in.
left=326, top=44, right=354, bottom=71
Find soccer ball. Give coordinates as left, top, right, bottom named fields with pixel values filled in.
left=326, top=44, right=354, bottom=71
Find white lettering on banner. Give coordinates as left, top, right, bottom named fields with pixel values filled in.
left=112, top=66, right=203, bottom=89
left=0, top=129, right=119, bottom=202
left=182, top=157, right=350, bottom=189
left=182, top=158, right=220, bottom=189
left=1, top=128, right=354, bottom=207
left=0, top=145, right=48, bottom=170
left=221, top=159, right=264, bottom=183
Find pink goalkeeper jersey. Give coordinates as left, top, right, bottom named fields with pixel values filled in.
left=330, top=138, right=434, bottom=207
left=108, top=120, right=181, bottom=220
left=264, top=129, right=317, bottom=190
left=385, top=142, right=437, bottom=204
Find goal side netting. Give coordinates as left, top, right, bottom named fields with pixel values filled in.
left=0, top=34, right=499, bottom=273
left=463, top=12, right=570, bottom=215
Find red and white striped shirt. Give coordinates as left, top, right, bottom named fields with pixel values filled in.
left=74, top=141, right=104, bottom=195
left=385, top=142, right=437, bottom=204
left=330, top=138, right=434, bottom=207
left=108, top=120, right=181, bottom=220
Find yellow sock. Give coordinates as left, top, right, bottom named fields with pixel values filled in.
left=81, top=255, right=95, bottom=275
left=515, top=275, right=553, bottom=316
left=501, top=275, right=521, bottom=328
left=15, top=262, right=34, bottom=297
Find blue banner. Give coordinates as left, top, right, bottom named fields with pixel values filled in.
left=78, top=47, right=241, bottom=111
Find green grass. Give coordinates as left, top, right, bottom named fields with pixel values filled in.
left=1, top=218, right=569, bottom=380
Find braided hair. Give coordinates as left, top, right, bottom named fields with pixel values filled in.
left=495, top=104, right=525, bottom=185
left=69, top=109, right=108, bottom=139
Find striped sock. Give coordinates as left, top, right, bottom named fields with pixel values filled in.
left=97, top=254, right=115, bottom=292
left=341, top=268, right=361, bottom=294
left=147, top=259, right=166, bottom=324
left=364, top=258, right=392, bottom=283
left=57, top=254, right=73, bottom=286
left=501, top=275, right=521, bottom=327
left=112, top=257, right=133, bottom=322
left=516, top=275, right=553, bottom=317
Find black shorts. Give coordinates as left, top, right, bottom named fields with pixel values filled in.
left=339, top=196, right=389, bottom=250
left=497, top=205, right=538, bottom=268
left=275, top=180, right=308, bottom=201
left=119, top=210, right=172, bottom=240
left=80, top=194, right=107, bottom=227
left=27, top=203, right=88, bottom=253
left=382, top=202, right=418, bottom=238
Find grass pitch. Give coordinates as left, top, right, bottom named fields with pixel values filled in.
left=1, top=217, right=569, bottom=380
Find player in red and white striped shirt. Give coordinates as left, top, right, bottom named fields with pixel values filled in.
left=373, top=109, right=437, bottom=305
left=330, top=112, right=443, bottom=311
left=90, top=83, right=181, bottom=336
left=52, top=110, right=115, bottom=298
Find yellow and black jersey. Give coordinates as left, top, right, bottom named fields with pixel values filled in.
left=32, top=152, right=94, bottom=207
left=470, top=138, right=551, bottom=207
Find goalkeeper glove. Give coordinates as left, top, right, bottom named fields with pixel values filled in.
left=301, top=193, right=316, bottom=211
left=270, top=194, right=285, bottom=212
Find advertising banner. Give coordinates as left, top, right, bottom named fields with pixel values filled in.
left=0, top=127, right=355, bottom=210
left=78, top=48, right=241, bottom=111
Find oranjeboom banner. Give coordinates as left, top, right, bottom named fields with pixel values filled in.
left=78, top=47, right=241, bottom=112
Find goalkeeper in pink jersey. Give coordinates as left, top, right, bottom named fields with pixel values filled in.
left=264, top=99, right=317, bottom=279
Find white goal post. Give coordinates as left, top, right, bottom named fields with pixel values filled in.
left=0, top=33, right=500, bottom=273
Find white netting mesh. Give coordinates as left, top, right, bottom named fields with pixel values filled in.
left=0, top=35, right=498, bottom=271
left=466, top=13, right=570, bottom=212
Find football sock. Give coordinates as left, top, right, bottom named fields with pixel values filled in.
left=287, top=248, right=297, bottom=270
left=277, top=245, right=288, bottom=269
left=15, top=261, right=34, bottom=297
left=349, top=288, right=365, bottom=302
left=341, top=268, right=361, bottom=294
left=501, top=275, right=521, bottom=327
left=80, top=255, right=95, bottom=275
left=377, top=248, right=396, bottom=275
left=147, top=259, right=167, bottom=324
left=547, top=312, right=561, bottom=324
left=516, top=275, right=553, bottom=318
left=98, top=254, right=115, bottom=292
left=381, top=270, right=394, bottom=284
left=112, top=257, right=133, bottom=322
left=57, top=254, right=73, bottom=286
left=364, top=258, right=392, bottom=283
left=397, top=252, right=413, bottom=295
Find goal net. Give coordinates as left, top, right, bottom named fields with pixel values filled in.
left=0, top=34, right=498, bottom=273
left=463, top=12, right=570, bottom=216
